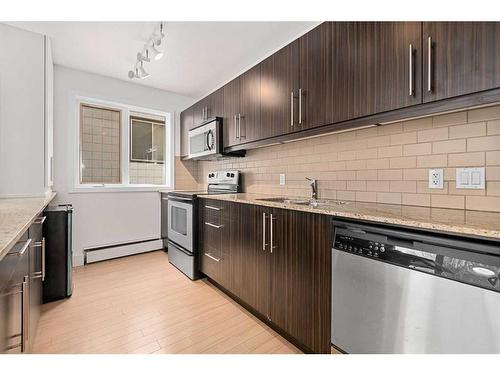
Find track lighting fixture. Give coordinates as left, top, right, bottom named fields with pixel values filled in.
left=127, top=22, right=165, bottom=80
left=149, top=42, right=164, bottom=61
left=137, top=61, right=150, bottom=79
left=137, top=49, right=150, bottom=63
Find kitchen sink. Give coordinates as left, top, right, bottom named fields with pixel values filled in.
left=256, top=197, right=348, bottom=207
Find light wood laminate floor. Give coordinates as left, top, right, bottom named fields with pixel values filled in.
left=33, top=251, right=303, bottom=354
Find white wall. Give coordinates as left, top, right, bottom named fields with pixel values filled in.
left=53, top=65, right=193, bottom=266
left=0, top=23, right=46, bottom=197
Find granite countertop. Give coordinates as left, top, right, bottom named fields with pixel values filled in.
left=0, top=192, right=56, bottom=261
left=198, top=193, right=500, bottom=240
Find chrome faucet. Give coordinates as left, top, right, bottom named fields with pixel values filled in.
left=305, top=177, right=318, bottom=200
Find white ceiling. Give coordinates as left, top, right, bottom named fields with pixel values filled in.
left=9, top=22, right=319, bottom=99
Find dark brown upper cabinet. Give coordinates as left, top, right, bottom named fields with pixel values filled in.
left=179, top=106, right=194, bottom=157
left=297, top=23, right=330, bottom=130
left=326, top=22, right=423, bottom=124
left=193, top=98, right=207, bottom=126
left=224, top=64, right=262, bottom=147
left=239, top=64, right=262, bottom=144
left=193, top=87, right=224, bottom=127
left=223, top=77, right=241, bottom=148
left=260, top=40, right=300, bottom=138
left=423, top=22, right=500, bottom=103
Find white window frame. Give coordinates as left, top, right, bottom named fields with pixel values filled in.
left=72, top=96, right=174, bottom=192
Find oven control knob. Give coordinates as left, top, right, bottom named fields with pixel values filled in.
left=348, top=246, right=352, bottom=251
left=374, top=252, right=379, bottom=257
left=231, top=173, right=235, bottom=177
left=374, top=246, right=379, bottom=251
left=380, top=246, right=385, bottom=253
left=226, top=172, right=230, bottom=177
left=368, top=251, right=372, bottom=256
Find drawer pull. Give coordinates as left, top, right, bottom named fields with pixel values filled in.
left=7, top=239, right=32, bottom=257
left=204, top=205, right=221, bottom=211
left=34, top=216, right=46, bottom=225
left=204, top=252, right=220, bottom=262
left=205, top=222, right=223, bottom=229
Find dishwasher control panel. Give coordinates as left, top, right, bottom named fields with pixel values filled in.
left=334, top=234, right=390, bottom=259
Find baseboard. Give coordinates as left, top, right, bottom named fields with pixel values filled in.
left=84, top=238, right=163, bottom=264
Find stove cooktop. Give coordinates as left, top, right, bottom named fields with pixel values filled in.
left=167, top=190, right=234, bottom=199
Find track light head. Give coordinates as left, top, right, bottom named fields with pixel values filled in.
left=150, top=42, right=163, bottom=61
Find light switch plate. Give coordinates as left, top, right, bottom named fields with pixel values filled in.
left=428, top=169, right=444, bottom=189
left=456, top=167, right=485, bottom=189
left=279, top=173, right=286, bottom=186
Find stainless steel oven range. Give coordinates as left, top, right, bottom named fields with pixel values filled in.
left=167, top=171, right=240, bottom=280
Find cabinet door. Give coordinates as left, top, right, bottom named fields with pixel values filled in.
left=261, top=41, right=299, bottom=138
left=207, top=87, right=224, bottom=119
left=193, top=98, right=208, bottom=126
left=423, top=22, right=500, bottom=102
left=297, top=23, right=330, bottom=130
left=327, top=22, right=422, bottom=124
left=180, top=106, right=194, bottom=157
left=229, top=202, right=270, bottom=317
left=28, top=221, right=43, bottom=350
left=270, top=210, right=332, bottom=354
left=239, top=64, right=261, bottom=143
left=223, top=77, right=241, bottom=147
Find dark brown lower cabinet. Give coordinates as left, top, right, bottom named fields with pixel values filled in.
left=269, top=208, right=331, bottom=354
left=0, top=215, right=45, bottom=354
left=199, top=198, right=331, bottom=353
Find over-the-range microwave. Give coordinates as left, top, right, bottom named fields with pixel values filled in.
left=186, top=117, right=245, bottom=160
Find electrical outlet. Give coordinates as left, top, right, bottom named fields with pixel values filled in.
left=428, top=169, right=444, bottom=189
left=279, top=173, right=286, bottom=186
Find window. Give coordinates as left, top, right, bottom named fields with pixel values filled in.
left=129, top=112, right=166, bottom=185
left=77, top=99, right=171, bottom=190
left=80, top=104, right=121, bottom=184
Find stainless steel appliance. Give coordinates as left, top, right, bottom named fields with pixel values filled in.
left=331, top=219, right=500, bottom=354
left=167, top=171, right=240, bottom=280
left=186, top=117, right=244, bottom=160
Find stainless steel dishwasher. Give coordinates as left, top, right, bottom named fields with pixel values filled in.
left=331, top=220, right=500, bottom=354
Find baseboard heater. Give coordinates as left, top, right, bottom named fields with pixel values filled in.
left=84, top=238, right=163, bottom=264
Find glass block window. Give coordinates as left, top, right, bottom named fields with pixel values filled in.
left=80, top=104, right=121, bottom=184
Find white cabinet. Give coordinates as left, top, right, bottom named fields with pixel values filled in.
left=44, top=36, right=54, bottom=189
left=0, top=24, right=54, bottom=197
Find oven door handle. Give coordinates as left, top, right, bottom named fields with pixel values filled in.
left=168, top=196, right=194, bottom=203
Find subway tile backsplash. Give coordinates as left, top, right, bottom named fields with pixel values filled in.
left=179, top=104, right=500, bottom=212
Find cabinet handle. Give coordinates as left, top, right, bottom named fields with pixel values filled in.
left=22, top=275, right=28, bottom=353
left=205, top=222, right=223, bottom=229
left=270, top=214, right=276, bottom=253
left=8, top=239, right=32, bottom=257
left=34, top=216, right=46, bottom=225
left=290, top=91, right=294, bottom=127
left=33, top=237, right=46, bottom=281
left=204, top=252, right=220, bottom=262
left=205, top=205, right=220, bottom=211
left=234, top=115, right=239, bottom=139
left=298, top=88, right=302, bottom=125
left=262, top=212, right=268, bottom=251
left=427, top=36, right=432, bottom=92
left=238, top=114, right=245, bottom=139
left=408, top=44, right=414, bottom=96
